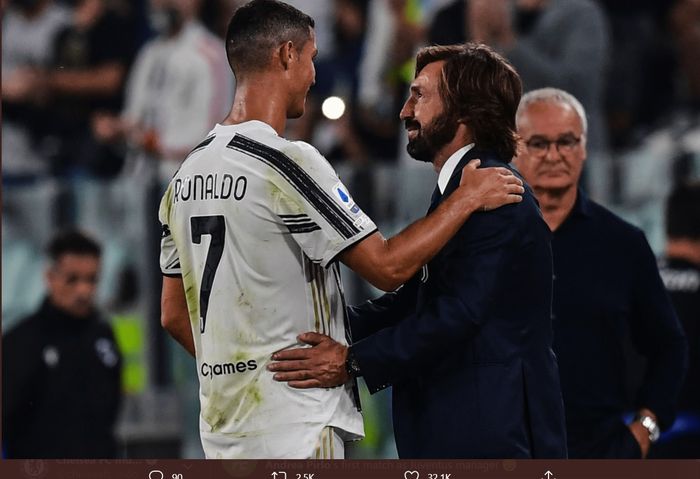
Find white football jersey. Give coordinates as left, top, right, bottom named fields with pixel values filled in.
left=159, top=120, right=374, bottom=458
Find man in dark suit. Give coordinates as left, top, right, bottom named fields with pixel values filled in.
left=513, top=88, right=687, bottom=459
left=269, top=43, right=567, bottom=458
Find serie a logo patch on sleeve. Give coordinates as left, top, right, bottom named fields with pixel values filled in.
left=333, top=181, right=372, bottom=229
left=333, top=181, right=361, bottom=215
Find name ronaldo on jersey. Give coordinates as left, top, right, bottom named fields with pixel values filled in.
left=173, top=173, right=248, bottom=203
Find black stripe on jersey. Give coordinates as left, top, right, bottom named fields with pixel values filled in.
left=287, top=223, right=321, bottom=234
left=279, top=214, right=308, bottom=219
left=165, top=258, right=181, bottom=270
left=186, top=135, right=215, bottom=159
left=227, top=135, right=360, bottom=239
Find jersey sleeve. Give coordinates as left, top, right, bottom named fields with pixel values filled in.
left=158, top=183, right=182, bottom=277
left=272, top=141, right=377, bottom=267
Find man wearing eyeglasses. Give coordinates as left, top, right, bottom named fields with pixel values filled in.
left=513, top=87, right=688, bottom=458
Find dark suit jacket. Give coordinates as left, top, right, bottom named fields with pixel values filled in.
left=349, top=148, right=567, bottom=458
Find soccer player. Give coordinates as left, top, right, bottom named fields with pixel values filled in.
left=159, top=0, right=523, bottom=459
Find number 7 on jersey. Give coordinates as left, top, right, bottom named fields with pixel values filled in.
left=191, top=215, right=226, bottom=334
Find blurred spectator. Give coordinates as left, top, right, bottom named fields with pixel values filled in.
left=285, top=0, right=341, bottom=142
left=42, top=0, right=136, bottom=180
left=667, top=0, right=700, bottom=184
left=513, top=88, right=687, bottom=458
left=429, top=0, right=610, bottom=198
left=654, top=182, right=700, bottom=458
left=200, top=0, right=245, bottom=38
left=93, top=0, right=233, bottom=182
left=2, top=230, right=123, bottom=458
left=607, top=0, right=700, bottom=252
left=355, top=0, right=424, bottom=163
left=88, top=1, right=235, bottom=404
left=598, top=0, right=677, bottom=152
left=2, top=0, right=72, bottom=244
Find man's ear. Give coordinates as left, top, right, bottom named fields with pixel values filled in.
left=455, top=120, right=474, bottom=145
left=278, top=40, right=295, bottom=70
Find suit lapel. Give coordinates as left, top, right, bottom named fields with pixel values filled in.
left=427, top=185, right=442, bottom=214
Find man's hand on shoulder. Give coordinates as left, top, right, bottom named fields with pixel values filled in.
left=268, top=332, right=349, bottom=388
left=458, top=159, right=524, bottom=211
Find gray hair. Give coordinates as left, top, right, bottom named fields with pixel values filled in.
left=516, top=87, right=588, bottom=135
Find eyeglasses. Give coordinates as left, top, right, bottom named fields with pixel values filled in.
left=525, top=135, right=581, bottom=156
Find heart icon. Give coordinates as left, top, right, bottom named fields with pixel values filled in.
left=404, top=471, right=420, bottom=479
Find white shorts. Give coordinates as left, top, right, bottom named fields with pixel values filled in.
left=312, top=426, right=344, bottom=459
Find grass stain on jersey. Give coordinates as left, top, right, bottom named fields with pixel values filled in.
left=203, top=376, right=264, bottom=432
left=182, top=271, right=200, bottom=331
left=267, top=172, right=304, bottom=217
left=229, top=380, right=264, bottom=427
left=236, top=290, right=253, bottom=311
left=232, top=351, right=248, bottom=362
left=160, top=183, right=175, bottom=225
left=247, top=383, right=263, bottom=405
left=202, top=390, right=227, bottom=432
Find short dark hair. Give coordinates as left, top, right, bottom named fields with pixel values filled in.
left=415, top=43, right=522, bottom=161
left=47, top=230, right=102, bottom=262
left=666, top=182, right=700, bottom=240
left=225, top=0, right=315, bottom=79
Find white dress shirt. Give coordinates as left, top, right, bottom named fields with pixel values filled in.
left=437, top=143, right=475, bottom=194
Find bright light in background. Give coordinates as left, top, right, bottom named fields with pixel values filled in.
left=321, top=96, right=346, bottom=120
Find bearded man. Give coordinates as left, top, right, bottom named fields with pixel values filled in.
left=270, top=43, right=568, bottom=459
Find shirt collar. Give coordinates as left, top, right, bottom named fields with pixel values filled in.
left=215, top=120, right=278, bottom=136
left=437, top=143, right=475, bottom=194
left=571, top=188, right=593, bottom=218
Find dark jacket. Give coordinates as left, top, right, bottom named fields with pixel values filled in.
left=2, top=299, right=122, bottom=458
left=550, top=192, right=688, bottom=458
left=349, top=148, right=567, bottom=458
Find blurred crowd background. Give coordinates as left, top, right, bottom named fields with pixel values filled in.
left=2, top=0, right=699, bottom=459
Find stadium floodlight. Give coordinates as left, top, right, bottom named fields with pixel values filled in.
left=321, top=96, right=346, bottom=120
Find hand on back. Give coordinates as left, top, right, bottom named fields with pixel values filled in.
left=458, top=159, right=525, bottom=211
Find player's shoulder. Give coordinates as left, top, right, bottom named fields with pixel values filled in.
left=169, top=129, right=219, bottom=178
left=232, top=130, right=334, bottom=173
left=285, top=140, right=335, bottom=173
left=223, top=122, right=290, bottom=163
left=290, top=140, right=323, bottom=158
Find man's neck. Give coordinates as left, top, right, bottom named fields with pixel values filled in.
left=534, top=185, right=578, bottom=232
left=223, top=79, right=288, bottom=136
left=666, top=240, right=700, bottom=266
left=433, top=136, right=473, bottom=173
